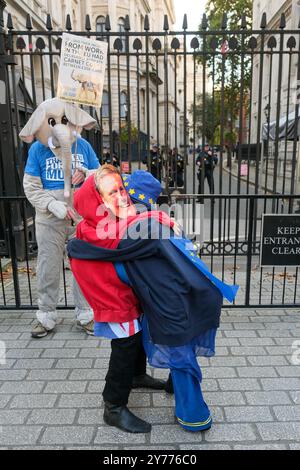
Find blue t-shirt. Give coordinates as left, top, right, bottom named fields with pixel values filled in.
left=24, top=137, right=100, bottom=190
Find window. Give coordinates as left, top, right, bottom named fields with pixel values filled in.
left=118, top=17, right=126, bottom=51
left=120, top=92, right=127, bottom=119
left=96, top=15, right=106, bottom=41
left=102, top=91, right=109, bottom=118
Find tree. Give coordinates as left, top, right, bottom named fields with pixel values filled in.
left=119, top=122, right=139, bottom=144
left=204, top=0, right=253, bottom=87
left=194, top=0, right=253, bottom=164
left=190, top=93, right=215, bottom=144
left=191, top=89, right=239, bottom=149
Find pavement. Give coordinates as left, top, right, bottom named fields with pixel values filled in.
left=0, top=307, right=300, bottom=450
left=221, top=158, right=300, bottom=199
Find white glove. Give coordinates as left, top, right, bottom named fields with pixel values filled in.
left=48, top=200, right=68, bottom=219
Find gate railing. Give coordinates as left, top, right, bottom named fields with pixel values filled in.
left=1, top=194, right=299, bottom=310
left=1, top=4, right=300, bottom=197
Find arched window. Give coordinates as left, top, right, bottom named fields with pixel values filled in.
left=102, top=91, right=109, bottom=118
left=118, top=17, right=126, bottom=51
left=96, top=15, right=106, bottom=41
left=120, top=92, right=127, bottom=119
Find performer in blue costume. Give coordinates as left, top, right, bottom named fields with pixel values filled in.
left=68, top=170, right=239, bottom=432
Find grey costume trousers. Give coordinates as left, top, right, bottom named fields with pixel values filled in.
left=35, top=215, right=93, bottom=330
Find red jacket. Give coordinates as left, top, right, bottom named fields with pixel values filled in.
left=70, top=175, right=141, bottom=323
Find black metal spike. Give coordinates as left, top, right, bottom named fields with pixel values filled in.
left=46, top=14, right=53, bottom=31
left=248, top=36, right=258, bottom=50
left=66, top=14, right=72, bottom=31
left=105, top=15, right=111, bottom=31
left=163, top=15, right=169, bottom=31
left=201, top=13, right=208, bottom=30
left=36, top=37, right=46, bottom=50
left=133, top=38, right=142, bottom=51
left=267, top=36, right=277, bottom=49
left=7, top=13, right=14, bottom=30
left=221, top=13, right=227, bottom=30
left=190, top=37, right=199, bottom=49
left=228, top=36, right=238, bottom=50
left=16, top=37, right=26, bottom=50
left=152, top=38, right=162, bottom=51
left=56, top=37, right=62, bottom=50
left=85, top=14, right=91, bottom=31
left=6, top=34, right=13, bottom=51
left=260, top=12, right=267, bottom=29
left=171, top=37, right=180, bottom=50
left=210, top=37, right=218, bottom=50
left=287, top=36, right=296, bottom=49
left=144, top=14, right=149, bottom=31
left=26, top=14, right=32, bottom=30
left=279, top=12, right=286, bottom=29
left=241, top=14, right=247, bottom=29
left=124, top=14, right=130, bottom=31
left=182, top=14, right=187, bottom=30
left=113, top=38, right=123, bottom=51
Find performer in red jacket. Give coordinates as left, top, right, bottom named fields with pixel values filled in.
left=71, top=165, right=167, bottom=434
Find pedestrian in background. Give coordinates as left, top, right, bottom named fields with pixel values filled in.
left=196, top=143, right=218, bottom=199
left=143, top=144, right=162, bottom=182
left=169, top=147, right=184, bottom=188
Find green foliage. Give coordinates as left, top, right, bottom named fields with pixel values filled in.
left=202, top=0, right=253, bottom=88
left=205, top=0, right=252, bottom=30
left=119, top=122, right=139, bottom=144
left=191, top=89, right=240, bottom=146
left=192, top=0, right=253, bottom=146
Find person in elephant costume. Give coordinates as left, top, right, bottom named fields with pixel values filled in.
left=19, top=97, right=100, bottom=338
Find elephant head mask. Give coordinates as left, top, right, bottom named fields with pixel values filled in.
left=19, top=97, right=96, bottom=201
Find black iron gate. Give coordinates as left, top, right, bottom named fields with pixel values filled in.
left=0, top=2, right=299, bottom=309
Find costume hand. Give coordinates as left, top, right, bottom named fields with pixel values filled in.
left=48, top=200, right=68, bottom=219
left=170, top=218, right=183, bottom=236
left=66, top=207, right=81, bottom=224
left=72, top=169, right=85, bottom=185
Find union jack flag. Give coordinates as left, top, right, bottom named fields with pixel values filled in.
left=94, top=318, right=142, bottom=339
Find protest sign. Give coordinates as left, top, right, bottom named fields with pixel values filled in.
left=57, top=33, right=108, bottom=107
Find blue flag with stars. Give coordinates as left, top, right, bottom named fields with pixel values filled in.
left=169, top=237, right=239, bottom=303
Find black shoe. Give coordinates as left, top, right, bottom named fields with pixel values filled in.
left=164, top=373, right=174, bottom=394
left=103, top=401, right=151, bottom=433
left=132, top=373, right=166, bottom=390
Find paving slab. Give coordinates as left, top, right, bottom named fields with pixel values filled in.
left=0, top=308, right=299, bottom=449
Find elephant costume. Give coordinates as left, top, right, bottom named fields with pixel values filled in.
left=20, top=98, right=100, bottom=337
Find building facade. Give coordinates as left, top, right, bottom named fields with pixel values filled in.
left=251, top=0, right=300, bottom=190
left=4, top=0, right=194, bottom=156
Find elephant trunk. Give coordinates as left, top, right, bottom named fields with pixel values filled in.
left=51, top=125, right=74, bottom=205
left=61, top=149, right=72, bottom=202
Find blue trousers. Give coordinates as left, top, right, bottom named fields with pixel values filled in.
left=171, top=368, right=212, bottom=431
left=141, top=315, right=214, bottom=432
left=113, top=263, right=216, bottom=432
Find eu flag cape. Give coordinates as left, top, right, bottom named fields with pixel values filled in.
left=68, top=216, right=238, bottom=347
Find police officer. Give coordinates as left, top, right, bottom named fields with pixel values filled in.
left=145, top=144, right=162, bottom=182
left=102, top=147, right=120, bottom=168
left=169, top=147, right=184, bottom=188
left=196, top=143, right=218, bottom=197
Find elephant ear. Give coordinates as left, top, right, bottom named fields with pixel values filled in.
left=19, top=106, right=46, bottom=143
left=64, top=103, right=97, bottom=130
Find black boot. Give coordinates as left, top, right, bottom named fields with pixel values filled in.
left=132, top=373, right=166, bottom=390
left=103, top=401, right=151, bottom=433
left=164, top=373, right=174, bottom=394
